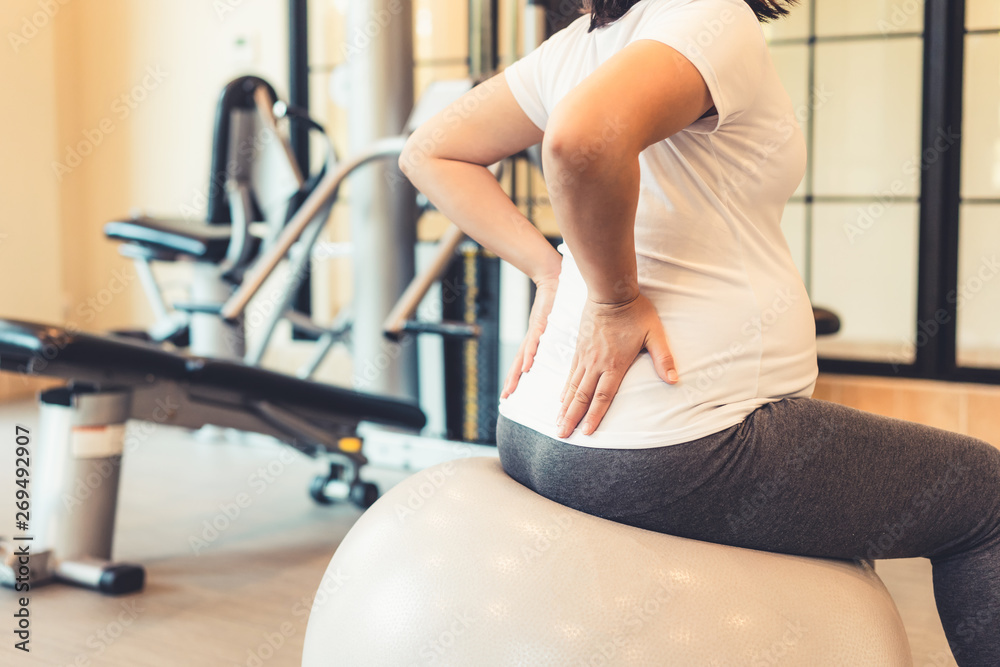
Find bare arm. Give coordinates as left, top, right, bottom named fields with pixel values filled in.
left=399, top=75, right=564, bottom=396
left=399, top=76, right=562, bottom=286
left=543, top=39, right=714, bottom=304
left=544, top=40, right=715, bottom=437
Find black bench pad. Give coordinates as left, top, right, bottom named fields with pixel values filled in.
left=0, top=319, right=425, bottom=431
left=105, top=217, right=260, bottom=263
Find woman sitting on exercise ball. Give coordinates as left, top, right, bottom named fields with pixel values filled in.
left=399, top=0, right=1000, bottom=663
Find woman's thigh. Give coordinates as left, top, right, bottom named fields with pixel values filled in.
left=496, top=398, right=1000, bottom=561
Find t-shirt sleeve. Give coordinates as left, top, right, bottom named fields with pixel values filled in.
left=504, top=44, right=549, bottom=131
left=504, top=20, right=580, bottom=131
left=632, top=0, right=767, bottom=133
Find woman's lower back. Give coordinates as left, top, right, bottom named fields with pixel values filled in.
left=498, top=244, right=818, bottom=449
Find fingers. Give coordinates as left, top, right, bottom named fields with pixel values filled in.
left=501, top=344, right=526, bottom=399
left=501, top=364, right=520, bottom=400
left=505, top=294, right=555, bottom=398
left=556, top=363, right=595, bottom=439
left=503, top=321, right=551, bottom=399
left=646, top=323, right=679, bottom=384
left=556, top=365, right=626, bottom=437
left=578, top=371, right=626, bottom=435
left=521, top=327, right=542, bottom=374
left=548, top=293, right=683, bottom=440
left=559, top=353, right=580, bottom=404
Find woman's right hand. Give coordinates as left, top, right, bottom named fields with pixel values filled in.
left=501, top=275, right=560, bottom=399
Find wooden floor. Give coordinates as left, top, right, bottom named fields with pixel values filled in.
left=2, top=373, right=997, bottom=666
left=0, top=400, right=412, bottom=667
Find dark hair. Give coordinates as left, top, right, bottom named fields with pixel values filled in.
left=585, top=0, right=798, bottom=31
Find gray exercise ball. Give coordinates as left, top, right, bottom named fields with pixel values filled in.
left=302, top=457, right=913, bottom=666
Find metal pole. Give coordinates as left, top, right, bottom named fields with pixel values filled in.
left=32, top=388, right=132, bottom=561
left=289, top=0, right=310, bottom=177
left=288, top=0, right=314, bottom=324
left=221, top=138, right=409, bottom=321
left=523, top=0, right=548, bottom=55
left=469, top=0, right=499, bottom=79
left=915, top=0, right=965, bottom=379
left=347, top=1, right=418, bottom=400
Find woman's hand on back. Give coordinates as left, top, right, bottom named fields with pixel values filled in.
left=556, top=293, right=678, bottom=438
left=501, top=274, right=560, bottom=400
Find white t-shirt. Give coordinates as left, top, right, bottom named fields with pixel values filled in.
left=497, top=0, right=818, bottom=448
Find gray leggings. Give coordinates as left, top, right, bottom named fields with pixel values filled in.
left=496, top=397, right=1000, bottom=666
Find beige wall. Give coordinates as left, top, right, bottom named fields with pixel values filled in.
left=0, top=0, right=287, bottom=400
left=0, top=0, right=64, bottom=400
left=1, top=0, right=287, bottom=328
left=52, top=0, right=289, bottom=334
left=0, top=0, right=501, bottom=341
left=0, top=0, right=64, bottom=324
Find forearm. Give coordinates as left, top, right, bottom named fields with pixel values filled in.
left=402, top=156, right=562, bottom=285
left=543, top=142, right=641, bottom=304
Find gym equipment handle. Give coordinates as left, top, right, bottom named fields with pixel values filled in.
left=220, top=137, right=409, bottom=322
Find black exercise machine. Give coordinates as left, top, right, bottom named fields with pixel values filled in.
left=104, top=75, right=338, bottom=364
left=0, top=319, right=424, bottom=594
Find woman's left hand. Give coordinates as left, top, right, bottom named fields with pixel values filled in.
left=556, top=293, right=679, bottom=438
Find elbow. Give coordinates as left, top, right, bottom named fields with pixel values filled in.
left=399, top=130, right=445, bottom=188
left=398, top=136, right=419, bottom=181
left=542, top=116, right=635, bottom=182
left=399, top=129, right=436, bottom=183
left=541, top=125, right=583, bottom=170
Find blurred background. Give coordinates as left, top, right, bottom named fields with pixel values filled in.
left=0, top=0, right=998, bottom=401
left=0, top=2, right=998, bottom=665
